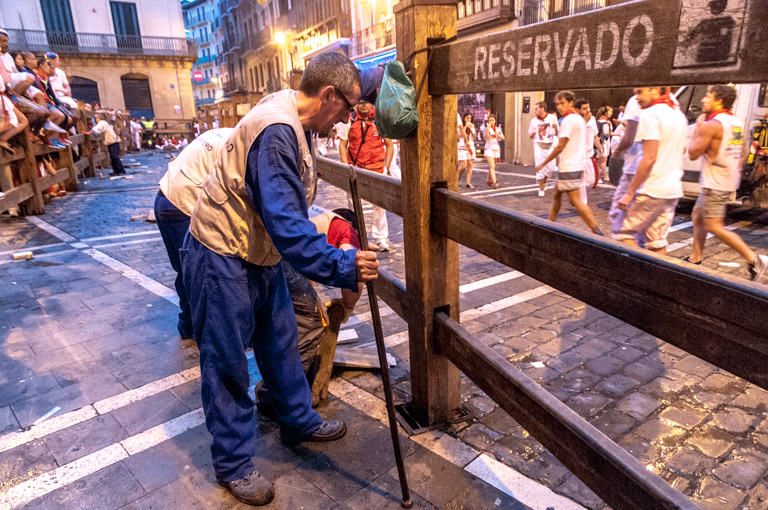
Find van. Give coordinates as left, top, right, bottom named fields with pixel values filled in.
left=675, top=84, right=768, bottom=207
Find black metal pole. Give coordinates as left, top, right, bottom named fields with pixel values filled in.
left=347, top=164, right=413, bottom=509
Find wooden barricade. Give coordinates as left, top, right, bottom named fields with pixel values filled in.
left=0, top=121, right=114, bottom=215
left=314, top=1, right=768, bottom=508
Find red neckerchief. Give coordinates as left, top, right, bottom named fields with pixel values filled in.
left=706, top=109, right=733, bottom=122
left=561, top=109, right=578, bottom=118
left=650, top=94, right=676, bottom=109
left=537, top=114, right=547, bottom=121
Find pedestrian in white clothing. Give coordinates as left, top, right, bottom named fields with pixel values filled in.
left=537, top=91, right=603, bottom=235
left=484, top=114, right=504, bottom=188
left=528, top=101, right=558, bottom=197
left=575, top=98, right=603, bottom=204
left=615, top=87, right=687, bottom=254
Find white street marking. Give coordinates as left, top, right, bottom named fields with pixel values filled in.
left=466, top=454, right=586, bottom=510
left=80, top=230, right=161, bottom=243
left=667, top=221, right=751, bottom=253
left=459, top=271, right=524, bottom=293
left=460, top=285, right=554, bottom=322
left=0, top=367, right=201, bottom=454
left=89, top=236, right=163, bottom=249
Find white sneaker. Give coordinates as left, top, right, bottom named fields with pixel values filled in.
left=8, top=206, right=19, bottom=217
left=750, top=254, right=768, bottom=282
left=376, top=239, right=390, bottom=252
left=538, top=189, right=545, bottom=197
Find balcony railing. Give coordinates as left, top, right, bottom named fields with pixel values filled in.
left=223, top=76, right=245, bottom=95
left=196, top=97, right=215, bottom=105
left=8, top=29, right=196, bottom=58
left=349, top=20, right=395, bottom=59
left=520, top=0, right=606, bottom=25
left=193, top=76, right=212, bottom=85
left=185, top=11, right=211, bottom=27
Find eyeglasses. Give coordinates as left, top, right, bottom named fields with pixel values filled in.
left=333, top=87, right=355, bottom=114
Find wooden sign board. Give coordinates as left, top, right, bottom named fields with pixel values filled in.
left=429, top=0, right=768, bottom=94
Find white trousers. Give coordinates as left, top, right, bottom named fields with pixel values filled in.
left=346, top=167, right=394, bottom=242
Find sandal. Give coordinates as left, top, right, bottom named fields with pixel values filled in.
left=465, top=183, right=475, bottom=189
left=0, top=140, right=13, bottom=155
left=684, top=256, right=702, bottom=265
left=487, top=181, right=499, bottom=189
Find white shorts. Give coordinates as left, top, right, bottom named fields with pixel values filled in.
left=534, top=143, right=556, bottom=180
left=458, top=144, right=475, bottom=161
left=485, top=147, right=500, bottom=159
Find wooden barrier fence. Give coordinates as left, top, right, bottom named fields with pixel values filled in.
left=316, top=1, right=768, bottom=508
left=0, top=123, right=112, bottom=216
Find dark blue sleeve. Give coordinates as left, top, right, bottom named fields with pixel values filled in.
left=245, top=125, right=358, bottom=291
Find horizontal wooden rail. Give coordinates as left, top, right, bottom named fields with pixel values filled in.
left=428, top=0, right=768, bottom=95
left=38, top=168, right=71, bottom=192
left=316, top=156, right=403, bottom=217
left=432, top=188, right=768, bottom=391
left=376, top=268, right=408, bottom=323
left=0, top=183, right=33, bottom=211
left=435, top=312, right=697, bottom=510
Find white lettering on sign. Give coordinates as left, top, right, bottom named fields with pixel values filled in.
left=475, top=46, right=488, bottom=80
left=502, top=41, right=515, bottom=77
left=472, top=14, right=655, bottom=81
left=517, top=37, right=533, bottom=76
left=533, top=35, right=552, bottom=75
left=623, top=15, right=654, bottom=67
left=594, top=22, right=620, bottom=70
left=569, top=27, right=592, bottom=72
left=554, top=30, right=574, bottom=73
left=488, top=43, right=502, bottom=79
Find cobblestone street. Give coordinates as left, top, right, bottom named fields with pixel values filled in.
left=1, top=150, right=767, bottom=509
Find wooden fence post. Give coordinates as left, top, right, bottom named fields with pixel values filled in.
left=18, top=127, right=44, bottom=216
left=395, top=0, right=461, bottom=425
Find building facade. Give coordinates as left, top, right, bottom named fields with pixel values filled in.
left=348, top=0, right=395, bottom=70
left=2, top=0, right=196, bottom=130
left=293, top=0, right=352, bottom=69
left=183, top=0, right=224, bottom=113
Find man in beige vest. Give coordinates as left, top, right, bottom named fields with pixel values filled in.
left=181, top=53, right=380, bottom=506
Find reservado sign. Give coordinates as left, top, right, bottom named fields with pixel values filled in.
left=428, top=0, right=768, bottom=94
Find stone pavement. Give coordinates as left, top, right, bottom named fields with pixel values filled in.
left=1, top=149, right=767, bottom=509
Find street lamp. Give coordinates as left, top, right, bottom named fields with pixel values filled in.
left=274, top=32, right=286, bottom=44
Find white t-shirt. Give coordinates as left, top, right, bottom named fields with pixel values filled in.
left=528, top=114, right=558, bottom=145
left=584, top=116, right=598, bottom=158
left=622, top=96, right=643, bottom=175
left=635, top=103, right=688, bottom=199
left=91, top=120, right=119, bottom=146
left=50, top=68, right=69, bottom=97
left=558, top=113, right=586, bottom=174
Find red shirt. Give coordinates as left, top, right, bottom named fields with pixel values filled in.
left=326, top=218, right=360, bottom=249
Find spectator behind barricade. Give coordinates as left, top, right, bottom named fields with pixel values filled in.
left=33, top=56, right=76, bottom=146
left=0, top=41, right=62, bottom=148
left=89, top=113, right=125, bottom=176
left=130, top=117, right=142, bottom=152
left=0, top=30, right=36, bottom=97
left=45, top=52, right=78, bottom=109
left=0, top=76, right=29, bottom=217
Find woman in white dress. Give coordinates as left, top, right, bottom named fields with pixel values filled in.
left=458, top=113, right=477, bottom=188
left=484, top=114, right=504, bottom=188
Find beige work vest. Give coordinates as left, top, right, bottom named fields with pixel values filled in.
left=189, top=90, right=316, bottom=265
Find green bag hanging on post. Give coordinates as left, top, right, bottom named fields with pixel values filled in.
left=374, top=60, right=419, bottom=139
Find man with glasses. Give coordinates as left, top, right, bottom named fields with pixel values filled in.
left=182, top=53, right=381, bottom=507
